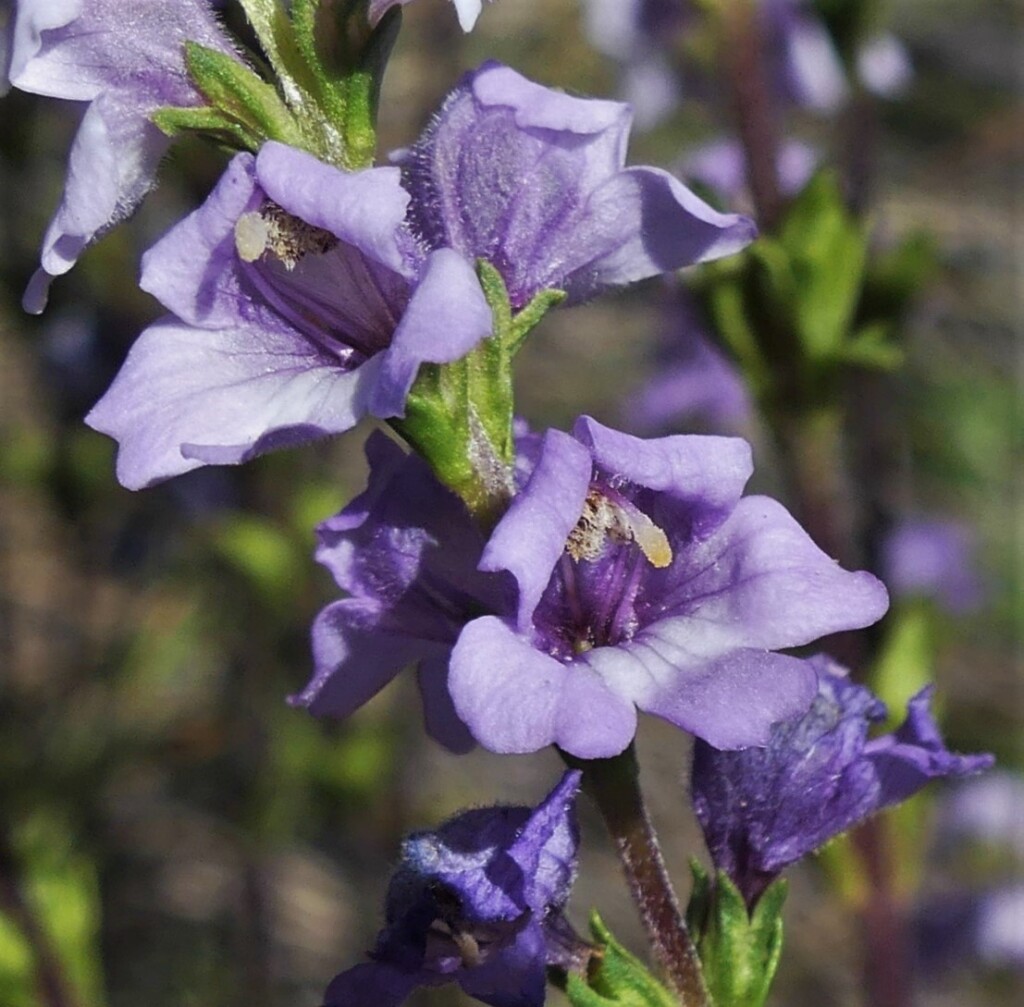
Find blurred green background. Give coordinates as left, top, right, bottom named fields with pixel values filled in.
left=0, top=1, right=1019, bottom=1005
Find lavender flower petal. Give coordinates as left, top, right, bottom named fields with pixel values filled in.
left=9, top=0, right=239, bottom=308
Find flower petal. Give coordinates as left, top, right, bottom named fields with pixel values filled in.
left=480, top=430, right=593, bottom=628
left=584, top=641, right=817, bottom=749
left=256, top=142, right=411, bottom=275
left=85, top=317, right=379, bottom=488
left=450, top=617, right=637, bottom=757
left=292, top=598, right=434, bottom=718
left=417, top=656, right=476, bottom=754
left=650, top=495, right=889, bottom=652
left=371, top=248, right=493, bottom=417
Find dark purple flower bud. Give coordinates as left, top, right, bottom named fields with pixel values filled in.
left=293, top=431, right=515, bottom=752
left=401, top=61, right=755, bottom=310
left=323, top=771, right=584, bottom=1007
left=881, top=518, right=983, bottom=614
left=86, top=144, right=492, bottom=489
left=6, top=0, right=242, bottom=310
left=691, top=657, right=995, bottom=908
left=448, top=418, right=888, bottom=758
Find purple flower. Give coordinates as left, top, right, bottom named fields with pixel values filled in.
left=5, top=0, right=241, bottom=312
left=293, top=430, right=513, bottom=753
left=369, top=0, right=491, bottom=33
left=581, top=0, right=688, bottom=128
left=322, top=771, right=583, bottom=1007
left=881, top=518, right=983, bottom=614
left=85, top=143, right=491, bottom=489
left=400, top=61, right=755, bottom=310
left=447, top=417, right=889, bottom=758
left=624, top=291, right=751, bottom=435
left=683, top=138, right=818, bottom=205
left=691, top=656, right=995, bottom=908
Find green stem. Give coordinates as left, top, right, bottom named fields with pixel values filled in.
left=563, top=746, right=709, bottom=1006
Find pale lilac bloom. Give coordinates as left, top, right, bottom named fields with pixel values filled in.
left=581, top=0, right=686, bottom=128
left=937, top=772, right=1024, bottom=859
left=323, top=771, right=583, bottom=1007
left=86, top=143, right=491, bottom=489
left=369, top=0, right=490, bottom=33
left=881, top=518, right=983, bottom=614
left=683, top=137, right=818, bottom=204
left=5, top=0, right=241, bottom=312
left=625, top=291, right=751, bottom=435
left=448, top=417, right=889, bottom=758
left=294, top=431, right=514, bottom=753
left=692, top=657, right=995, bottom=908
left=857, top=32, right=913, bottom=98
left=400, top=61, right=756, bottom=310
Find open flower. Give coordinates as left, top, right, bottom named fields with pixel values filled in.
left=86, top=142, right=491, bottom=489
left=401, top=61, right=755, bottom=310
left=293, top=430, right=514, bottom=753
left=5, top=0, right=241, bottom=311
left=691, top=656, right=995, bottom=909
left=447, top=417, right=889, bottom=758
left=323, top=771, right=584, bottom=1007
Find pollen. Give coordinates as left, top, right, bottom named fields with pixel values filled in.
left=234, top=202, right=337, bottom=270
left=566, top=489, right=673, bottom=569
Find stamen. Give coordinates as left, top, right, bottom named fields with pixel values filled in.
left=566, top=489, right=673, bottom=569
left=234, top=202, right=337, bottom=270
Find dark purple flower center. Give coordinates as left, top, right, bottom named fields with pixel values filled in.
left=234, top=201, right=411, bottom=365
left=535, top=483, right=673, bottom=660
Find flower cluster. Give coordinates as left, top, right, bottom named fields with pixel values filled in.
left=4, top=2, right=995, bottom=1005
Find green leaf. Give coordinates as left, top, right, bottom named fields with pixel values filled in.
left=209, top=513, right=303, bottom=606
left=870, top=601, right=936, bottom=732
left=150, top=105, right=261, bottom=150
left=837, top=320, right=905, bottom=370
left=184, top=42, right=302, bottom=147
left=560, top=912, right=678, bottom=1007
left=779, top=170, right=868, bottom=361
left=687, top=865, right=787, bottom=1007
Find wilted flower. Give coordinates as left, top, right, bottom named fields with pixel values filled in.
left=323, top=771, right=584, bottom=1007
left=400, top=61, right=755, bottom=310
left=5, top=0, right=241, bottom=311
left=86, top=143, right=492, bottom=489
left=448, top=417, right=888, bottom=758
left=691, top=656, right=995, bottom=908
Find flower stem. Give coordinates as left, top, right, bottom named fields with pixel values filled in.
left=720, top=0, right=783, bottom=231
left=563, top=745, right=709, bottom=1005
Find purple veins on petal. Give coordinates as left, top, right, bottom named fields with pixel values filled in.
left=7, top=0, right=242, bottom=310
left=86, top=143, right=491, bottom=489
left=691, top=656, right=994, bottom=909
left=401, top=60, right=755, bottom=309
left=448, top=416, right=889, bottom=758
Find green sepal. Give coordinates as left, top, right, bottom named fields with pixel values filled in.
left=556, top=912, right=678, bottom=1007
left=150, top=105, right=261, bottom=151
left=392, top=262, right=564, bottom=528
left=686, top=863, right=787, bottom=1007
left=237, top=0, right=324, bottom=110
left=183, top=41, right=303, bottom=147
